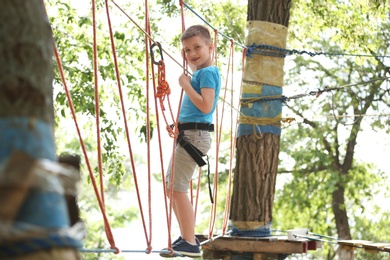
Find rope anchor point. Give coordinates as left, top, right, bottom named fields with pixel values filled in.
left=150, top=41, right=164, bottom=65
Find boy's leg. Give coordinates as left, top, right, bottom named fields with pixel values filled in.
left=172, top=191, right=196, bottom=245
left=165, top=130, right=211, bottom=247
left=172, top=194, right=183, bottom=240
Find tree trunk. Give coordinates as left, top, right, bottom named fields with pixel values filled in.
left=230, top=134, right=280, bottom=223
left=229, top=0, right=291, bottom=235
left=0, top=1, right=80, bottom=259
left=332, top=185, right=354, bottom=260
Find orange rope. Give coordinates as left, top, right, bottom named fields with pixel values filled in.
left=158, top=0, right=187, bottom=251
left=148, top=39, right=175, bottom=251
left=156, top=60, right=176, bottom=137
left=105, top=0, right=155, bottom=252
left=222, top=42, right=243, bottom=234
left=143, top=0, right=153, bottom=252
left=91, top=0, right=105, bottom=209
left=92, top=0, right=120, bottom=252
left=156, top=61, right=171, bottom=108
left=208, top=34, right=228, bottom=240
left=55, top=0, right=244, bottom=252
left=53, top=44, right=119, bottom=255
left=213, top=29, right=218, bottom=66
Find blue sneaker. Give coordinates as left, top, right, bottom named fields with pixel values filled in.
left=159, top=237, right=183, bottom=258
left=172, top=239, right=201, bottom=258
left=172, top=236, right=182, bottom=245
left=173, top=236, right=200, bottom=245
left=159, top=237, right=201, bottom=258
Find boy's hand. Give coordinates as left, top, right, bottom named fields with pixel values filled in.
left=179, top=73, right=192, bottom=90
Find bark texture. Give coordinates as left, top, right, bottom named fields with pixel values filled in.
left=0, top=0, right=54, bottom=122
left=248, top=0, right=291, bottom=27
left=230, top=134, right=280, bottom=222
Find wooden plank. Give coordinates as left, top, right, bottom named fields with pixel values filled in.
left=362, top=243, right=390, bottom=252
left=338, top=240, right=373, bottom=251
left=200, top=236, right=308, bottom=254
left=337, top=240, right=390, bottom=252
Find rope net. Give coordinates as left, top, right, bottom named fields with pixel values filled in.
left=50, top=0, right=240, bottom=254
left=48, top=0, right=389, bottom=255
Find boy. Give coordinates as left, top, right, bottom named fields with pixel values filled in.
left=161, top=25, right=221, bottom=258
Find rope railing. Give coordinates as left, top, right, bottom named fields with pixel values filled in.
left=48, top=0, right=390, bottom=256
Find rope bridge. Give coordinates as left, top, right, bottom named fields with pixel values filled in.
left=45, top=0, right=390, bottom=257
left=51, top=0, right=239, bottom=256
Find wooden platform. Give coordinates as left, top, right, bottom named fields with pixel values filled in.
left=197, top=235, right=320, bottom=259
left=338, top=240, right=390, bottom=253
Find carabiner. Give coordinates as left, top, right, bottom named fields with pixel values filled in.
left=150, top=42, right=164, bottom=66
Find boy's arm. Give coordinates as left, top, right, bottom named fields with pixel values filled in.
left=179, top=74, right=215, bottom=114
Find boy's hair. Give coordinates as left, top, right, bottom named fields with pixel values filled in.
left=181, top=25, right=211, bottom=43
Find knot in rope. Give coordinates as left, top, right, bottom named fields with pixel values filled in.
left=111, top=245, right=121, bottom=254
left=166, top=124, right=176, bottom=138
left=146, top=245, right=153, bottom=254
left=246, top=43, right=256, bottom=58
left=156, top=60, right=171, bottom=111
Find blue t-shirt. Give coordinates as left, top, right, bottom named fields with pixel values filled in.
left=179, top=66, right=221, bottom=124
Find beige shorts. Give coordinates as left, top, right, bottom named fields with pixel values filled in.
left=166, top=130, right=211, bottom=192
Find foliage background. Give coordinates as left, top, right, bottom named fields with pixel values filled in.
left=45, top=0, right=389, bottom=259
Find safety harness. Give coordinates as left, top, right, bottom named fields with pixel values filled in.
left=176, top=122, right=215, bottom=203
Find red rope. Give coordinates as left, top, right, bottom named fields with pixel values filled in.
left=54, top=0, right=243, bottom=252
left=222, top=40, right=239, bottom=233
left=213, top=29, right=218, bottom=66
left=208, top=32, right=224, bottom=240
left=147, top=44, right=175, bottom=250
left=156, top=61, right=171, bottom=109
left=147, top=41, right=172, bottom=252
left=158, top=0, right=187, bottom=251
left=43, top=0, right=112, bottom=244
left=143, top=0, right=153, bottom=251
left=156, top=61, right=176, bottom=137
left=104, top=0, right=155, bottom=252
left=91, top=0, right=105, bottom=208
left=53, top=44, right=119, bottom=254
left=92, top=0, right=120, bottom=252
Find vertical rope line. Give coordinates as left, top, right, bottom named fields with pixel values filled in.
left=144, top=0, right=153, bottom=251
left=102, top=7, right=154, bottom=242
left=92, top=0, right=105, bottom=208
left=213, top=29, right=218, bottom=67
left=160, top=0, right=186, bottom=249
left=53, top=44, right=119, bottom=253
left=208, top=32, right=224, bottom=240
left=222, top=41, right=239, bottom=233
left=105, top=0, right=153, bottom=251
left=180, top=0, right=196, bottom=207
left=154, top=68, right=174, bottom=249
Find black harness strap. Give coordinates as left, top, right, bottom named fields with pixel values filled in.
left=177, top=131, right=214, bottom=204
left=177, top=132, right=207, bottom=167
left=178, top=122, right=214, bottom=132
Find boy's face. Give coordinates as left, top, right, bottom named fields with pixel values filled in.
left=182, top=36, right=213, bottom=70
